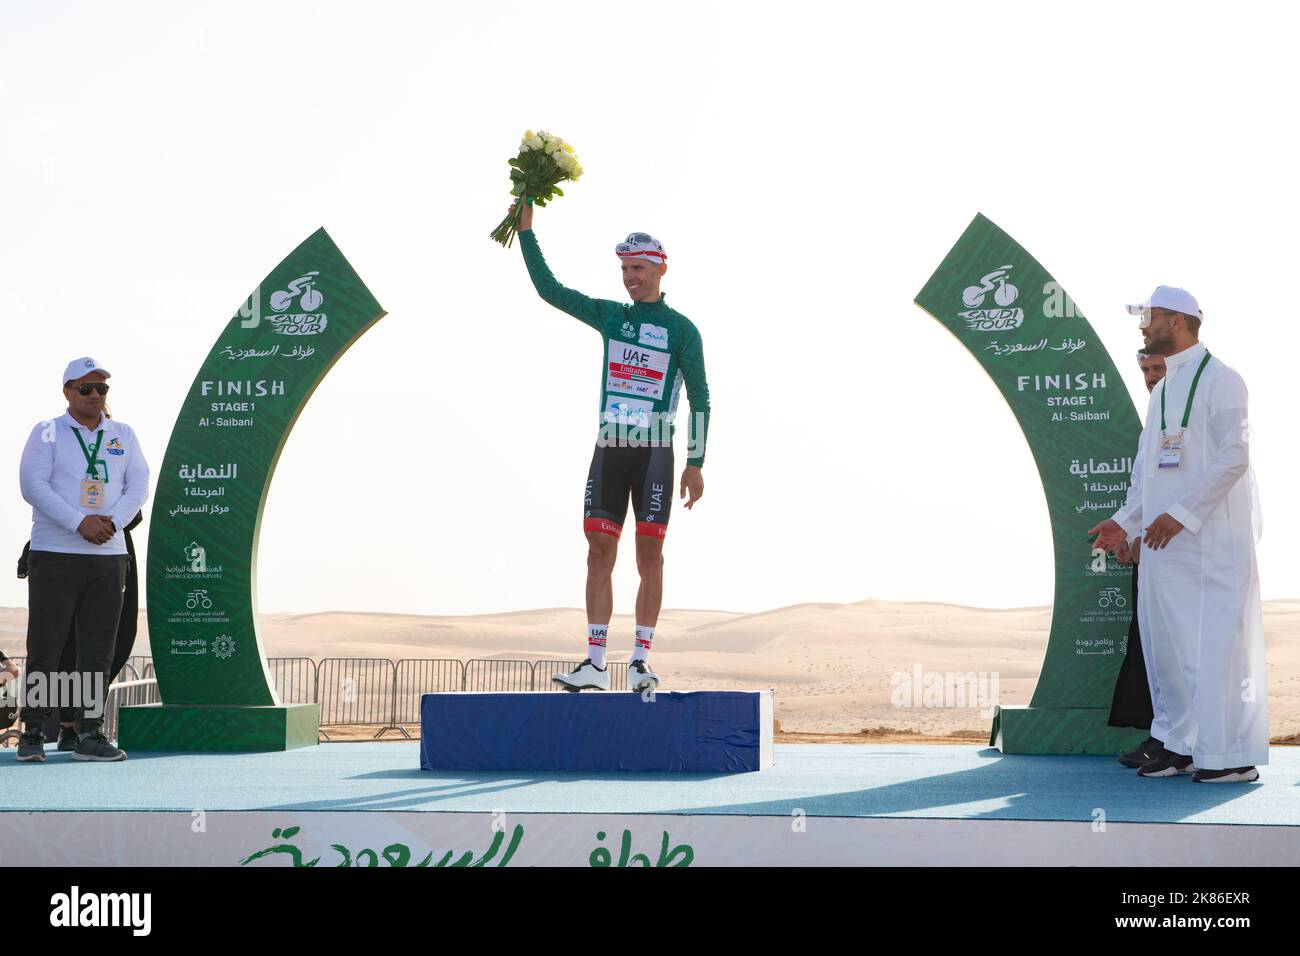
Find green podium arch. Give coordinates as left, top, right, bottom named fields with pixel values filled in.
left=120, top=228, right=386, bottom=752
left=915, top=214, right=1148, bottom=754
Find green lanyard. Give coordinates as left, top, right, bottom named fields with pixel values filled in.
left=72, top=428, right=107, bottom=482
left=1160, top=351, right=1211, bottom=433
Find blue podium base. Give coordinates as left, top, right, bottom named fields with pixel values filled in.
left=420, top=691, right=774, bottom=773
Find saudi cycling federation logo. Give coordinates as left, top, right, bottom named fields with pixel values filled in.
left=267, top=272, right=328, bottom=336
left=958, top=265, right=1024, bottom=333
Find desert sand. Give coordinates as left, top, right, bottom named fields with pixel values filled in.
left=4, top=598, right=1295, bottom=739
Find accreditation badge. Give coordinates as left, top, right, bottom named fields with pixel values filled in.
left=1157, top=429, right=1184, bottom=469
left=81, top=476, right=106, bottom=509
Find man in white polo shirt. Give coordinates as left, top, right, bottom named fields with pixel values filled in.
left=16, top=358, right=150, bottom=762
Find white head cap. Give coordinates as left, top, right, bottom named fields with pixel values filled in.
left=615, top=232, right=667, bottom=264
left=62, top=357, right=111, bottom=387
left=1126, top=286, right=1202, bottom=319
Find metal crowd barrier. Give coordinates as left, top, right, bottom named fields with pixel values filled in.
left=123, top=655, right=151, bottom=683
left=464, top=658, right=534, bottom=692
left=315, top=658, right=398, bottom=739
left=267, top=656, right=316, bottom=705
left=0, top=654, right=645, bottom=745
left=393, top=658, right=465, bottom=726
left=102, top=678, right=161, bottom=744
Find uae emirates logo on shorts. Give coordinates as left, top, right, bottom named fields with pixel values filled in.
left=267, top=272, right=329, bottom=336
left=958, top=266, right=1024, bottom=333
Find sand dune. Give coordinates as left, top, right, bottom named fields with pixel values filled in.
left=2, top=600, right=1297, bottom=738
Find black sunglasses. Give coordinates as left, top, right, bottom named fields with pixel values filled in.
left=70, top=383, right=110, bottom=396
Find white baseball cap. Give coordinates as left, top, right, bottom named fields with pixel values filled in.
left=62, top=357, right=112, bottom=387
left=1125, top=286, right=1202, bottom=320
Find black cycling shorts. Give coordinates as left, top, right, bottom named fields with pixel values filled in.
left=583, top=444, right=673, bottom=539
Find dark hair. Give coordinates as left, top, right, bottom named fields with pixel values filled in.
left=1183, top=313, right=1201, bottom=336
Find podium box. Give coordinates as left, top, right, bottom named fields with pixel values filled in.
left=420, top=691, right=773, bottom=773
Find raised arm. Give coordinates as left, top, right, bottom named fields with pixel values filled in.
left=516, top=199, right=604, bottom=331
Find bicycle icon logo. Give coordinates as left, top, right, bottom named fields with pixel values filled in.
left=270, top=272, right=323, bottom=313
left=186, top=589, right=213, bottom=610
left=962, top=266, right=1019, bottom=309
left=1097, top=587, right=1127, bottom=609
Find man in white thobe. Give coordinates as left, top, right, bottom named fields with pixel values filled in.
left=1090, top=286, right=1267, bottom=783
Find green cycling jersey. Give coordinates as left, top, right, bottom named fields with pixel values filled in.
left=520, top=228, right=711, bottom=467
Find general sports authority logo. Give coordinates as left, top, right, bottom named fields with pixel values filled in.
left=958, top=265, right=1024, bottom=333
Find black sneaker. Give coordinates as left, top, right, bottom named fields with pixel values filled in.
left=72, top=732, right=127, bottom=762
left=1136, top=747, right=1194, bottom=777
left=1118, top=736, right=1163, bottom=769
left=57, top=726, right=79, bottom=752
left=1192, top=766, right=1260, bottom=783
left=16, top=732, right=45, bottom=762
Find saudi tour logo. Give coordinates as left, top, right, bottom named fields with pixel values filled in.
left=235, top=272, right=330, bottom=335
left=959, top=266, right=1024, bottom=332
left=267, top=272, right=328, bottom=336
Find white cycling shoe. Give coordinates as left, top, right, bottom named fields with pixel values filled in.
left=629, top=659, right=659, bottom=693
left=552, top=659, right=610, bottom=692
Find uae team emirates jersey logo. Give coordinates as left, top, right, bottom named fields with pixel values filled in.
left=607, top=342, right=669, bottom=400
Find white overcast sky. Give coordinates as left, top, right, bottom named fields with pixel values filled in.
left=2, top=1, right=1296, bottom=616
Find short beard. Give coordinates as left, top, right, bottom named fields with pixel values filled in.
left=1144, top=330, right=1176, bottom=356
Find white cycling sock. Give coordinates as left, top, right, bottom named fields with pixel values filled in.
left=631, top=625, right=654, bottom=663
left=587, top=624, right=608, bottom=668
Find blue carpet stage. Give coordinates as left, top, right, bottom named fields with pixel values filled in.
left=2, top=743, right=1297, bottom=866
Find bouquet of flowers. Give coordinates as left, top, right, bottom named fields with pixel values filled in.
left=490, top=129, right=583, bottom=247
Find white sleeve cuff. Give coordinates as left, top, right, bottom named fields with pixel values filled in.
left=1167, top=503, right=1202, bottom=535
left=1112, top=507, right=1144, bottom=539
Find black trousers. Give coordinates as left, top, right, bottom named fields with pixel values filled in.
left=23, top=550, right=128, bottom=733
left=47, top=534, right=139, bottom=730
left=1107, top=563, right=1154, bottom=730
